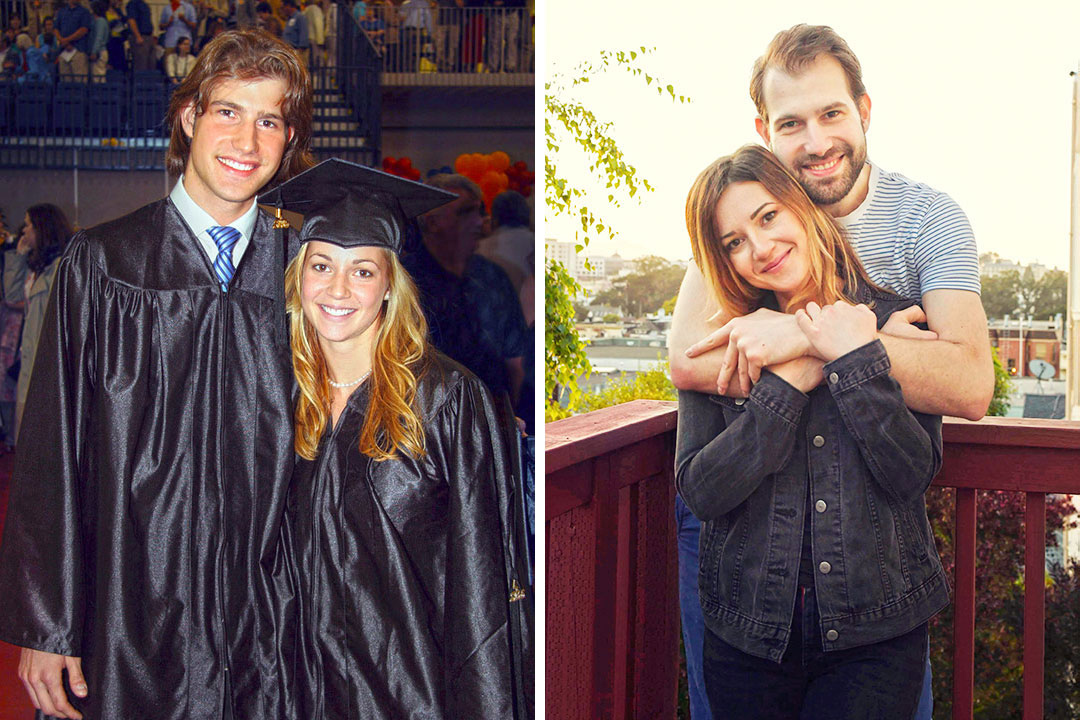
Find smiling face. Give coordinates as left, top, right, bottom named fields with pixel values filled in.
left=715, top=181, right=811, bottom=307
left=180, top=76, right=291, bottom=225
left=299, top=241, right=390, bottom=364
left=755, top=54, right=870, bottom=216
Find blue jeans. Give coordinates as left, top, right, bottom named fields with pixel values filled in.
left=702, top=585, right=928, bottom=720
left=915, top=650, right=933, bottom=719
left=676, top=494, right=711, bottom=719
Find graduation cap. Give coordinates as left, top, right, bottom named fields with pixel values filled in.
left=258, top=157, right=457, bottom=255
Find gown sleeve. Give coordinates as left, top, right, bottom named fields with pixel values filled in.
left=0, top=233, right=97, bottom=655
left=440, top=374, right=520, bottom=718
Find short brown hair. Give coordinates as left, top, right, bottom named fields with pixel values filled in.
left=749, top=24, right=866, bottom=125
left=685, top=145, right=875, bottom=315
left=165, top=29, right=313, bottom=185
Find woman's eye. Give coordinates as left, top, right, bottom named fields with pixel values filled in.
left=311, top=263, right=329, bottom=272
left=762, top=210, right=776, bottom=223
left=725, top=237, right=743, bottom=252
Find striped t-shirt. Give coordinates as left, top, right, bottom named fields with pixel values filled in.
left=834, top=163, right=981, bottom=298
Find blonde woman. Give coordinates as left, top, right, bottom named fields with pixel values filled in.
left=263, top=159, right=530, bottom=720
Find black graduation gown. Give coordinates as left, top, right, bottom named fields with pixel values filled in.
left=0, top=199, right=295, bottom=720
left=284, top=353, right=529, bottom=719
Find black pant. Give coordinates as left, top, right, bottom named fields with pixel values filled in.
left=703, top=585, right=927, bottom=720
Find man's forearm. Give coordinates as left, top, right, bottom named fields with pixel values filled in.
left=878, top=332, right=993, bottom=420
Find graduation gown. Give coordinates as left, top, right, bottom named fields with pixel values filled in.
left=284, top=352, right=529, bottom=720
left=0, top=199, right=295, bottom=719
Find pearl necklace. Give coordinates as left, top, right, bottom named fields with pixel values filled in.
left=328, top=369, right=371, bottom=389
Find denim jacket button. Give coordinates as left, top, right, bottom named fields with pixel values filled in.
left=734, top=398, right=746, bottom=406
left=826, top=629, right=839, bottom=641
left=828, top=372, right=839, bottom=384
left=815, top=500, right=827, bottom=513
left=819, top=561, right=832, bottom=574
left=812, top=435, right=825, bottom=448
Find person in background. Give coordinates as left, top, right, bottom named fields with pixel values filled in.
left=88, top=0, right=109, bottom=77
left=280, top=0, right=309, bottom=63
left=25, top=0, right=52, bottom=44
left=158, top=0, right=196, bottom=53
left=196, top=14, right=224, bottom=52
left=104, top=0, right=128, bottom=71
left=477, top=189, right=532, bottom=295
left=14, top=31, right=52, bottom=80
left=0, top=208, right=20, bottom=450
left=3, top=14, right=22, bottom=47
left=165, top=32, right=195, bottom=80
left=125, top=0, right=155, bottom=70
left=357, top=1, right=384, bottom=53
left=36, top=15, right=60, bottom=64
left=255, top=2, right=283, bottom=37
left=3, top=203, right=74, bottom=440
left=54, top=0, right=93, bottom=79
left=407, top=173, right=526, bottom=413
left=301, top=0, right=323, bottom=65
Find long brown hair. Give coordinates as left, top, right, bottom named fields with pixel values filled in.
left=25, top=203, right=74, bottom=273
left=685, top=144, right=876, bottom=315
left=165, top=29, right=313, bottom=185
left=286, top=243, right=429, bottom=462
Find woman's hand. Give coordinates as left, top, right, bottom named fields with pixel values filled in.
left=768, top=355, right=825, bottom=394
left=16, top=233, right=33, bottom=256
left=795, top=300, right=877, bottom=362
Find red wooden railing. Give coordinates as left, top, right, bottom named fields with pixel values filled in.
left=545, top=401, right=1080, bottom=720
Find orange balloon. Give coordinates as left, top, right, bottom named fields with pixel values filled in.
left=479, top=170, right=503, bottom=194
left=454, top=154, right=470, bottom=174
left=489, top=151, right=510, bottom=172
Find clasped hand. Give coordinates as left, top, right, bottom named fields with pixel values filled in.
left=685, top=300, right=929, bottom=396
left=794, top=300, right=878, bottom=362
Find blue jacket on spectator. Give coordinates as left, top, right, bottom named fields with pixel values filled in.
left=55, top=2, right=94, bottom=54
left=675, top=288, right=950, bottom=664
left=90, top=15, right=109, bottom=56
left=283, top=10, right=309, bottom=49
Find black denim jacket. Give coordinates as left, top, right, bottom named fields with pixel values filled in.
left=675, top=293, right=950, bottom=662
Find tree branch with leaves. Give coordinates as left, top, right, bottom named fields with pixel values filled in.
left=545, top=48, right=689, bottom=420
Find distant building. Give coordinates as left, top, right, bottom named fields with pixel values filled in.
left=545, top=238, right=576, bottom=270
left=979, top=252, right=1051, bottom=281
left=988, top=318, right=1063, bottom=378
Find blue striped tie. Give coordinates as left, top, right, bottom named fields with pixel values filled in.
left=207, top=225, right=241, bottom=291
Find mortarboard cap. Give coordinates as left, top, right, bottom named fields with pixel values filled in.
left=258, top=158, right=457, bottom=255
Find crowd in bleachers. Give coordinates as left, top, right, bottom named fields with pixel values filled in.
left=352, top=0, right=532, bottom=74
left=0, top=0, right=333, bottom=83
left=0, top=0, right=533, bottom=84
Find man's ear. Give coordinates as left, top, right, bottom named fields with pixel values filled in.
left=180, top=100, right=197, bottom=140
left=857, top=93, right=871, bottom=133
left=755, top=116, right=771, bottom=147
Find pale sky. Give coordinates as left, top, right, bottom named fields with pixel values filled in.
left=545, top=0, right=1080, bottom=270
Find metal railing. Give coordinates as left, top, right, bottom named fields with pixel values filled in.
left=546, top=402, right=1080, bottom=720
left=357, top=5, right=532, bottom=78
left=0, top=6, right=381, bottom=169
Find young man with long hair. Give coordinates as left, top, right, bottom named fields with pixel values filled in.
left=0, top=29, right=312, bottom=720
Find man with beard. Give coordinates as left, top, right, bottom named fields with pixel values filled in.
left=668, top=24, right=993, bottom=720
